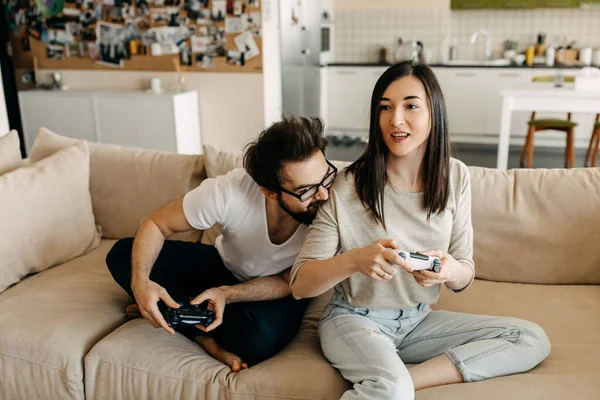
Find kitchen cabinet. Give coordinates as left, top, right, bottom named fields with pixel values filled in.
left=498, top=0, right=537, bottom=8
left=323, top=65, right=594, bottom=149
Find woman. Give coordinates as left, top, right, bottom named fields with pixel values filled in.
left=289, top=61, right=550, bottom=399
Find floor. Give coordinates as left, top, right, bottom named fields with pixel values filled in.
left=325, top=140, right=593, bottom=169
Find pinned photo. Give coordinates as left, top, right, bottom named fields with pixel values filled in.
left=226, top=49, right=245, bottom=66
left=87, top=41, right=101, bottom=62
left=234, top=30, right=259, bottom=60
left=195, top=53, right=213, bottom=68
left=195, top=9, right=211, bottom=24
left=242, top=11, right=260, bottom=31
left=191, top=35, right=209, bottom=53
left=225, top=17, right=242, bottom=33
left=211, top=0, right=225, bottom=22
left=247, top=0, right=259, bottom=7
left=65, top=41, right=85, bottom=57
left=46, top=44, right=65, bottom=60
left=180, top=45, right=192, bottom=66
left=96, top=21, right=127, bottom=67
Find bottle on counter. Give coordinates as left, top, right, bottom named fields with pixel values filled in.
left=546, top=47, right=555, bottom=67
left=525, top=46, right=535, bottom=66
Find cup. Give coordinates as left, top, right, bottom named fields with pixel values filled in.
left=149, top=77, right=162, bottom=93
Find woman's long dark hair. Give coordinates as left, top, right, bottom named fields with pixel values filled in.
left=346, top=61, right=450, bottom=229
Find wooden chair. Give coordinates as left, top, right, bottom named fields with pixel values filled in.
left=584, top=114, right=600, bottom=167
left=520, top=75, right=578, bottom=169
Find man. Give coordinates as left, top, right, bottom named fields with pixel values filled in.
left=106, top=116, right=337, bottom=371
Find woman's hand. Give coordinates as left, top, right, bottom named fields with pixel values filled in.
left=350, top=239, right=413, bottom=281
left=409, top=249, right=471, bottom=289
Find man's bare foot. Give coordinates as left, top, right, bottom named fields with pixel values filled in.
left=125, top=304, right=142, bottom=318
left=194, top=336, right=249, bottom=372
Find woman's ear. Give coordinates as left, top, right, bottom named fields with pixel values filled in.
left=260, top=187, right=278, bottom=199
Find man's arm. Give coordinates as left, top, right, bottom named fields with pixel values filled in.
left=221, top=268, right=292, bottom=303
left=191, top=268, right=293, bottom=332
left=130, top=197, right=196, bottom=334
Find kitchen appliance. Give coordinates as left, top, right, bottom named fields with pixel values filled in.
left=280, top=0, right=332, bottom=118
left=393, top=39, right=424, bottom=63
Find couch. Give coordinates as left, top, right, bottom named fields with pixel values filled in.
left=1, top=127, right=599, bottom=400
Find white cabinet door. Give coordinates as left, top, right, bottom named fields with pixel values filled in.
left=96, top=94, right=177, bottom=152
left=485, top=69, right=532, bottom=138
left=439, top=69, right=489, bottom=136
left=19, top=92, right=96, bottom=152
left=327, top=68, right=370, bottom=131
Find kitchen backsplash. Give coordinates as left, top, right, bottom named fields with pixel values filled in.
left=334, top=8, right=600, bottom=63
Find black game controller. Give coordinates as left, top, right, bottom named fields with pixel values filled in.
left=163, top=302, right=215, bottom=327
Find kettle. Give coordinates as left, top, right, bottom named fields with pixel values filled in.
left=394, top=38, right=424, bottom=63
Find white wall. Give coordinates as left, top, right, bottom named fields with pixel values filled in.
left=33, top=69, right=265, bottom=151
left=0, top=64, right=9, bottom=135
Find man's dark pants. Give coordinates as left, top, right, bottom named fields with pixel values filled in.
left=106, top=238, right=309, bottom=366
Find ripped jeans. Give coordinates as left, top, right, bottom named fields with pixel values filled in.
left=318, top=289, right=551, bottom=400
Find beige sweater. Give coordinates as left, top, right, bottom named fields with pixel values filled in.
left=291, top=158, right=474, bottom=309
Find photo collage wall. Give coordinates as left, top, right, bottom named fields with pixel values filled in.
left=4, top=0, right=262, bottom=72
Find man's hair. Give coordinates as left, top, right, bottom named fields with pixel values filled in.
left=243, top=116, right=327, bottom=191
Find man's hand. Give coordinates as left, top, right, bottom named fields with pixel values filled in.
left=131, top=280, right=180, bottom=335
left=190, top=287, right=229, bottom=333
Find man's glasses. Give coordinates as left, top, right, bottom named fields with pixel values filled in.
left=279, top=160, right=338, bottom=202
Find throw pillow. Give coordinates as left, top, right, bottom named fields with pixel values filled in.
left=0, top=143, right=101, bottom=294
left=0, top=130, right=22, bottom=175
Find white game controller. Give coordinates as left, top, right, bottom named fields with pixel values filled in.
left=396, top=251, right=441, bottom=273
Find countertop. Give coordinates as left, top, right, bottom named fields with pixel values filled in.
left=324, top=62, right=585, bottom=69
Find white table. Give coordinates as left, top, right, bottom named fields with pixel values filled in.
left=498, top=89, right=600, bottom=170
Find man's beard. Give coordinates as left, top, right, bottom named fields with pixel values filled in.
left=277, top=195, right=324, bottom=225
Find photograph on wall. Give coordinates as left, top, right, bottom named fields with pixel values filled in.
left=46, top=44, right=65, bottom=60
left=247, top=0, right=259, bottom=8
left=180, top=44, right=192, bottom=66
left=225, top=17, right=242, bottom=33
left=195, top=9, right=211, bottom=24
left=241, top=12, right=260, bottom=31
left=191, top=35, right=209, bottom=53
left=226, top=49, right=244, bottom=66
left=234, top=30, right=259, bottom=60
left=195, top=53, right=213, bottom=68
left=96, top=21, right=127, bottom=67
left=211, top=0, right=225, bottom=21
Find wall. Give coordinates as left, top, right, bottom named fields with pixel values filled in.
left=0, top=64, right=9, bottom=135
left=333, top=5, right=600, bottom=63
left=34, top=69, right=265, bottom=151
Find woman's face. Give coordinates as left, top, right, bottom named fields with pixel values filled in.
left=379, top=75, right=431, bottom=159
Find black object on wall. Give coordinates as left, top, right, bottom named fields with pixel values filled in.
left=0, top=3, right=25, bottom=158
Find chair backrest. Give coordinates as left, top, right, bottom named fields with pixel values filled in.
left=531, top=75, right=575, bottom=83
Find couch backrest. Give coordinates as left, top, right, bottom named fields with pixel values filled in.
left=469, top=166, right=600, bottom=285
left=30, top=128, right=206, bottom=242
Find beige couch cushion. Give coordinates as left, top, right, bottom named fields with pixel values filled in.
left=0, top=130, right=22, bottom=175
left=0, top=240, right=130, bottom=400
left=426, top=280, right=600, bottom=399
left=30, top=128, right=206, bottom=241
left=0, top=143, right=101, bottom=294
left=469, top=166, right=600, bottom=285
left=85, top=291, right=350, bottom=400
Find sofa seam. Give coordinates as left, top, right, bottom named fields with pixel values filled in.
left=92, top=358, right=326, bottom=400
left=0, top=350, right=83, bottom=382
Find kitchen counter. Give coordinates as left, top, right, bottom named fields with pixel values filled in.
left=324, top=62, right=585, bottom=69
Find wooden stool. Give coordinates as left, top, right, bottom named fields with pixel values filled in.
left=584, top=114, right=600, bottom=167
left=519, top=112, right=577, bottom=169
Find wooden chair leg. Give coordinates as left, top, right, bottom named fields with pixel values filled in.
left=569, top=128, right=575, bottom=168
left=566, top=128, right=575, bottom=168
left=585, top=128, right=596, bottom=167
left=521, top=125, right=535, bottom=168
left=527, top=127, right=536, bottom=168
left=592, top=128, right=600, bottom=167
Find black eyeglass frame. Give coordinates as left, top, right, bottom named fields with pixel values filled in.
left=278, top=160, right=338, bottom=202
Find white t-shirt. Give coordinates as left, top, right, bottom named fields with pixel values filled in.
left=182, top=168, right=309, bottom=282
